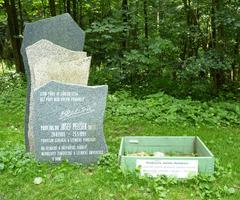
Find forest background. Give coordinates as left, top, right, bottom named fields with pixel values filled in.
left=0, top=0, right=240, bottom=99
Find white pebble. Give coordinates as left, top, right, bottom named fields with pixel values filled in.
left=34, top=177, right=43, bottom=185
left=153, top=152, right=165, bottom=157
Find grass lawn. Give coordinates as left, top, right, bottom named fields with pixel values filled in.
left=0, top=81, right=239, bottom=199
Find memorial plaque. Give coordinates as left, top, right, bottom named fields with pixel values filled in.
left=26, top=39, right=90, bottom=152
left=33, top=81, right=108, bottom=163
left=21, top=13, right=85, bottom=151
left=136, top=159, right=198, bottom=178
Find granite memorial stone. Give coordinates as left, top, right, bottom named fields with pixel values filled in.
left=26, top=39, right=90, bottom=151
left=33, top=81, right=108, bottom=163
left=26, top=40, right=90, bottom=89
left=21, top=13, right=85, bottom=151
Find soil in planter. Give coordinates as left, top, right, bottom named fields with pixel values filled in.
left=126, top=151, right=198, bottom=157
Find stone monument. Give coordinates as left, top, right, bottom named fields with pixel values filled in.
left=22, top=14, right=109, bottom=164
left=21, top=13, right=85, bottom=151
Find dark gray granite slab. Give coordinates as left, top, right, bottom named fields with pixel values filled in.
left=32, top=81, right=108, bottom=163
left=20, top=13, right=85, bottom=151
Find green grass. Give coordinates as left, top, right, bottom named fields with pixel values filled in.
left=0, top=75, right=240, bottom=200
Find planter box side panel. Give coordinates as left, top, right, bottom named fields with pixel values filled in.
left=197, top=157, right=215, bottom=174
left=195, top=137, right=214, bottom=157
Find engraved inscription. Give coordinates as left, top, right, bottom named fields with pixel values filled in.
left=59, top=107, right=95, bottom=121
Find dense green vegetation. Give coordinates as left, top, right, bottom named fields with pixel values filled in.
left=1, top=0, right=240, bottom=98
left=0, top=72, right=240, bottom=199
left=107, top=91, right=240, bottom=127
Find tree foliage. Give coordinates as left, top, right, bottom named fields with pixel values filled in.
left=0, top=0, right=239, bottom=98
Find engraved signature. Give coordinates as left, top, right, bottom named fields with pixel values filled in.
left=59, top=106, right=95, bottom=121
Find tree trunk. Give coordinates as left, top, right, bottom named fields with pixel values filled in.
left=143, top=0, right=148, bottom=41
left=232, top=30, right=240, bottom=81
left=4, top=0, right=24, bottom=73
left=66, top=0, right=71, bottom=14
left=130, top=0, right=138, bottom=49
left=48, top=0, right=56, bottom=16
left=17, top=0, right=23, bottom=32
left=121, top=0, right=128, bottom=49
left=100, top=0, right=104, bottom=19
left=100, top=0, right=111, bottom=19
left=63, top=0, right=66, bottom=12
left=182, top=0, right=193, bottom=59
left=210, top=0, right=217, bottom=49
left=210, top=0, right=225, bottom=90
left=41, top=0, right=46, bottom=17
left=217, top=0, right=225, bottom=85
left=79, top=0, right=83, bottom=26
left=72, top=0, right=77, bottom=21
left=157, top=0, right=161, bottom=33
left=210, top=0, right=219, bottom=90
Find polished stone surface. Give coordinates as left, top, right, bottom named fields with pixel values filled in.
left=33, top=81, right=108, bottom=163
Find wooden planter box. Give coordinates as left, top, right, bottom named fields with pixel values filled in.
left=118, top=136, right=214, bottom=178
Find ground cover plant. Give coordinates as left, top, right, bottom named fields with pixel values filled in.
left=0, top=73, right=239, bottom=200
